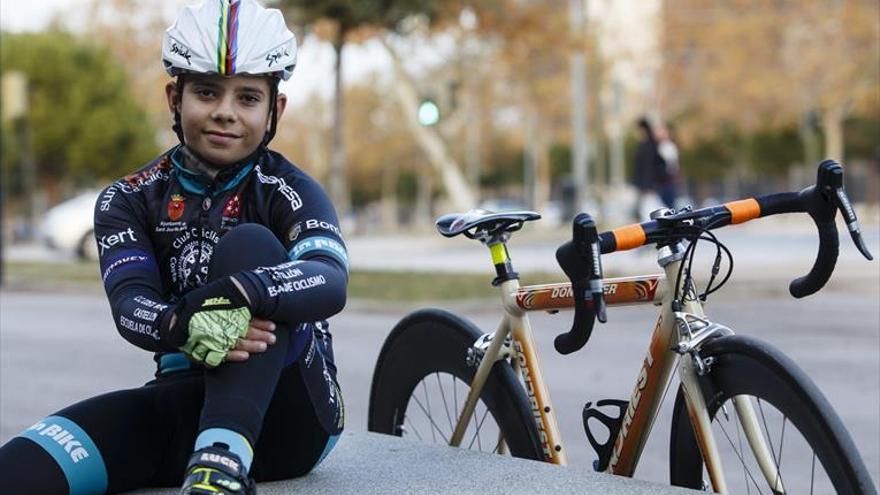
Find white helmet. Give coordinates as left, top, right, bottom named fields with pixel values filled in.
left=163, top=0, right=297, bottom=81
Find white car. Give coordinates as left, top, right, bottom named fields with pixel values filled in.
left=41, top=190, right=101, bottom=261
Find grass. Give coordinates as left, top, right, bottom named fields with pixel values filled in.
left=3, top=261, right=563, bottom=302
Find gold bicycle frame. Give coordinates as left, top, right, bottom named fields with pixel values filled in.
left=447, top=242, right=781, bottom=493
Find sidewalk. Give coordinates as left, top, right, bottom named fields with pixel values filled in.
left=6, top=213, right=878, bottom=282
left=134, top=431, right=698, bottom=495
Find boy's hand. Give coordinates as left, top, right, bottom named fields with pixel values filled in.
left=168, top=276, right=252, bottom=367
left=226, top=318, right=277, bottom=362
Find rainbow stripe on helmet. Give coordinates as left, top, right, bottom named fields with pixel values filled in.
left=216, top=0, right=240, bottom=75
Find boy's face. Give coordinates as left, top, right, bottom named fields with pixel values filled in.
left=166, top=74, right=287, bottom=166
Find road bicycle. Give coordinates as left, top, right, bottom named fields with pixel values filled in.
left=368, top=160, right=877, bottom=493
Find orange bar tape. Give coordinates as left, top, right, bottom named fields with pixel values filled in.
left=612, top=224, right=647, bottom=251
left=725, top=198, right=761, bottom=224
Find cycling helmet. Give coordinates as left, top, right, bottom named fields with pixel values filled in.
left=162, top=0, right=297, bottom=153
left=163, top=0, right=297, bottom=81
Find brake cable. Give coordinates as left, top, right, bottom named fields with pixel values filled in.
left=669, top=224, right=734, bottom=309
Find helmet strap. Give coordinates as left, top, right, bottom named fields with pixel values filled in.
left=261, top=80, right=280, bottom=147
left=172, top=76, right=186, bottom=145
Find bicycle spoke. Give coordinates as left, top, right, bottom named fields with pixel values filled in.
left=434, top=372, right=455, bottom=432
left=404, top=414, right=425, bottom=442
left=467, top=404, right=492, bottom=451
left=453, top=373, right=459, bottom=418
left=810, top=452, right=816, bottom=495
left=756, top=398, right=787, bottom=492
left=715, top=410, right=766, bottom=494
left=410, top=393, right=450, bottom=444
left=773, top=417, right=787, bottom=491
left=422, top=381, right=437, bottom=443
left=732, top=404, right=750, bottom=495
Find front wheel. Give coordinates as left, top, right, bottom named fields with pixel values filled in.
left=368, top=308, right=543, bottom=460
left=670, top=334, right=876, bottom=494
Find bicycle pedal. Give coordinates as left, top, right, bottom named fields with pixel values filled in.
left=582, top=399, right=628, bottom=472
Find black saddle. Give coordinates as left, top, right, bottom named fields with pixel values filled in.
left=435, top=209, right=541, bottom=239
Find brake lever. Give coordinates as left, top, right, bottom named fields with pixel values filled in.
left=573, top=213, right=607, bottom=323
left=832, top=187, right=873, bottom=261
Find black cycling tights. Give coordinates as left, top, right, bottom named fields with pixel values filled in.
left=0, top=224, right=343, bottom=494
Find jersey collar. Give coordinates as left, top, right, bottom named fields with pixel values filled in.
left=169, top=146, right=256, bottom=196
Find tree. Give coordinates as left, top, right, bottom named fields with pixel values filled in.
left=277, top=0, right=443, bottom=218
left=1, top=30, right=158, bottom=200
left=79, top=0, right=175, bottom=145
left=660, top=1, right=879, bottom=167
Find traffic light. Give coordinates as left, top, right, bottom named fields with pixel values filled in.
left=417, top=98, right=440, bottom=126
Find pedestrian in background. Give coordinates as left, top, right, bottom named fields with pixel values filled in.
left=632, top=117, right=664, bottom=220
left=655, top=121, right=681, bottom=209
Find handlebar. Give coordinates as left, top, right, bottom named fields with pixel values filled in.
left=554, top=213, right=606, bottom=355
left=554, top=160, right=873, bottom=355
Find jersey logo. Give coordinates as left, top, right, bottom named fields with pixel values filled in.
left=221, top=194, right=242, bottom=230
left=202, top=297, right=231, bottom=307
left=289, top=236, right=349, bottom=271
left=168, top=194, right=185, bottom=221
left=255, top=165, right=302, bottom=211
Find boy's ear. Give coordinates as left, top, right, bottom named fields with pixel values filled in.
left=274, top=92, right=288, bottom=123
left=165, top=81, right=181, bottom=115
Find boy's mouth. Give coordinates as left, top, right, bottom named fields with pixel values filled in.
left=204, top=130, right=241, bottom=146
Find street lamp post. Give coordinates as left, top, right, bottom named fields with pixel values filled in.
left=569, top=0, right=589, bottom=214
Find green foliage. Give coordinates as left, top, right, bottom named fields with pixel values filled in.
left=1, top=30, right=158, bottom=188
left=548, top=142, right=571, bottom=178
left=481, top=139, right=523, bottom=188
left=679, top=129, right=739, bottom=182
left=844, top=117, right=880, bottom=161
left=748, top=125, right=802, bottom=174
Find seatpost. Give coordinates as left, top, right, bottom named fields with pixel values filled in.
left=482, top=231, right=519, bottom=286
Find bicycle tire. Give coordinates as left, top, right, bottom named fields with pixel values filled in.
left=368, top=308, right=544, bottom=460
left=669, top=334, right=876, bottom=494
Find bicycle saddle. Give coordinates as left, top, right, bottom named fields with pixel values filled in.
left=436, top=209, right=541, bottom=239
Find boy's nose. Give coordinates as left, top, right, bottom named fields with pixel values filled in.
left=211, top=97, right=237, bottom=122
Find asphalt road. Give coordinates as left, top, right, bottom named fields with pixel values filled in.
left=2, top=278, right=877, bottom=489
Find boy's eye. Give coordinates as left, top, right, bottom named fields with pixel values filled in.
left=240, top=94, right=261, bottom=104
left=194, top=88, right=215, bottom=98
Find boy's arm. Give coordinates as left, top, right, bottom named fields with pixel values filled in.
left=234, top=170, right=348, bottom=324
left=95, top=184, right=176, bottom=352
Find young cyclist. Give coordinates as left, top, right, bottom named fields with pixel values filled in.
left=0, top=1, right=347, bottom=493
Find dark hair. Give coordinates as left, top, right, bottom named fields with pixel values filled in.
left=637, top=117, right=654, bottom=139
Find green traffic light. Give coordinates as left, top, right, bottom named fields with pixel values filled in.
left=417, top=99, right=440, bottom=126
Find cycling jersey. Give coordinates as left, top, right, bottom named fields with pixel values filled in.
left=94, top=145, right=349, bottom=373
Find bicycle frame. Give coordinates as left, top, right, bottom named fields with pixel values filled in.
left=448, top=242, right=781, bottom=493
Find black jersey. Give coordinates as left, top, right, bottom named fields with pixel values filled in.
left=94, top=146, right=348, bottom=370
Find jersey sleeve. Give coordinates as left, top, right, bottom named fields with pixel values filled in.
left=95, top=183, right=175, bottom=352
left=236, top=166, right=348, bottom=324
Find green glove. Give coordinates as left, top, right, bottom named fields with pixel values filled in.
left=170, top=276, right=252, bottom=367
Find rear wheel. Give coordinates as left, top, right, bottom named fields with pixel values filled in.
left=670, top=335, right=876, bottom=494
left=368, top=308, right=543, bottom=460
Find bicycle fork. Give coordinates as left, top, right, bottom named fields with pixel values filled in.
left=675, top=305, right=785, bottom=493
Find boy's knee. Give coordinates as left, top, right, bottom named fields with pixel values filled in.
left=211, top=223, right=288, bottom=277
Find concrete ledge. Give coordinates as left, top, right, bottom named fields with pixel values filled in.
left=135, top=431, right=698, bottom=494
